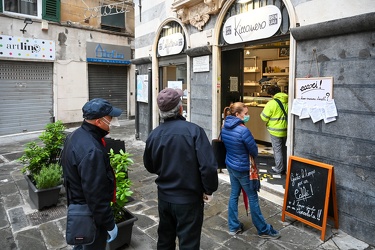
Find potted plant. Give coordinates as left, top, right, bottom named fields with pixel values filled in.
left=107, top=148, right=138, bottom=250
left=19, top=120, right=66, bottom=210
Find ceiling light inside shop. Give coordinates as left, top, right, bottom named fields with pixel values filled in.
left=162, top=25, right=171, bottom=29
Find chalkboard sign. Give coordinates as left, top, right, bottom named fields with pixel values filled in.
left=282, top=156, right=338, bottom=241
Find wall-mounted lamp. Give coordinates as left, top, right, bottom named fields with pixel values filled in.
left=20, top=18, right=33, bottom=34
left=246, top=50, right=250, bottom=55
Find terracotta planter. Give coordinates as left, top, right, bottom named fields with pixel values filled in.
left=24, top=175, right=62, bottom=210
left=106, top=208, right=138, bottom=250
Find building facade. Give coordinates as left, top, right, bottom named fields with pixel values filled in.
left=0, top=0, right=135, bottom=136
left=133, top=0, right=375, bottom=245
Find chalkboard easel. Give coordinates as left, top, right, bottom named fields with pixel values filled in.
left=281, top=156, right=339, bottom=241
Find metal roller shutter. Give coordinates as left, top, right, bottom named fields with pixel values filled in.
left=88, top=64, right=128, bottom=119
left=0, top=61, right=53, bottom=136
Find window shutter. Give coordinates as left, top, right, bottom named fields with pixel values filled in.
left=0, top=0, right=3, bottom=13
left=42, top=0, right=60, bottom=22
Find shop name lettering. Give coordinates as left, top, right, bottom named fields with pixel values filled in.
left=95, top=45, right=124, bottom=59
left=233, top=17, right=267, bottom=41
left=6, top=42, right=41, bottom=53
left=159, top=38, right=183, bottom=50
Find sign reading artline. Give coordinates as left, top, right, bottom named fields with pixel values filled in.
left=0, top=35, right=55, bottom=60
left=223, top=5, right=282, bottom=44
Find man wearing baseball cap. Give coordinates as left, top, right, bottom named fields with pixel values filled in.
left=143, top=88, right=219, bottom=250
left=61, top=98, right=122, bottom=249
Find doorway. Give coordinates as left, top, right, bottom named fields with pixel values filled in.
left=158, top=63, right=188, bottom=118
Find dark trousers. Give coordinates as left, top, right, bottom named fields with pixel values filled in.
left=72, top=225, right=107, bottom=250
left=157, top=198, right=204, bottom=250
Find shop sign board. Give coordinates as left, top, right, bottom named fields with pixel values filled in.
left=87, top=42, right=131, bottom=64
left=158, top=33, right=184, bottom=57
left=223, top=5, right=281, bottom=44
left=0, top=35, right=55, bottom=60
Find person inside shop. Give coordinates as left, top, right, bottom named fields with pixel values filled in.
left=143, top=88, right=219, bottom=250
left=61, top=98, right=122, bottom=250
left=221, top=102, right=280, bottom=239
left=260, top=85, right=288, bottom=175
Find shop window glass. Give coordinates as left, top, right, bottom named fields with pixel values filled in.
left=4, top=0, right=38, bottom=16
left=2, top=0, right=60, bottom=21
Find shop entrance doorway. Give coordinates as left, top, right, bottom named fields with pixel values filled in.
left=158, top=64, right=188, bottom=118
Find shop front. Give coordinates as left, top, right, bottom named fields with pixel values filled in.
left=0, top=35, right=56, bottom=136
left=86, top=42, right=132, bottom=119
left=217, top=1, right=291, bottom=146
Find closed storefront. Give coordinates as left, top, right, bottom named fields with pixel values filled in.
left=88, top=64, right=128, bottom=119
left=0, top=61, right=53, bottom=136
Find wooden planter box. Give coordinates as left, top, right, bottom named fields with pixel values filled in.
left=106, top=208, right=138, bottom=250
left=25, top=175, right=62, bottom=210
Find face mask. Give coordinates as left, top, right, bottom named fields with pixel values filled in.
left=102, top=117, right=120, bottom=129
left=242, top=115, right=250, bottom=123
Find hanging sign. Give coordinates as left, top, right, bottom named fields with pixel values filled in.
left=0, top=35, right=55, bottom=60
left=295, top=77, right=333, bottom=103
left=223, top=5, right=281, bottom=44
left=158, top=33, right=184, bottom=56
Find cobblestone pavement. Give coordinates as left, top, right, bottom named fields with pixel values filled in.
left=0, top=119, right=373, bottom=250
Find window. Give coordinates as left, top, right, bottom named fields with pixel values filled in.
left=0, top=0, right=60, bottom=22
left=101, top=6, right=125, bottom=32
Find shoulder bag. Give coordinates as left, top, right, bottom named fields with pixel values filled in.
left=212, top=132, right=227, bottom=169
left=64, top=178, right=96, bottom=246
left=66, top=203, right=96, bottom=245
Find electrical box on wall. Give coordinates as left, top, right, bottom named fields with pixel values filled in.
left=41, top=21, right=48, bottom=31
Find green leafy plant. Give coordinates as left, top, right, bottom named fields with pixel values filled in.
left=109, top=148, right=134, bottom=223
left=18, top=120, right=66, bottom=187
left=34, top=163, right=63, bottom=189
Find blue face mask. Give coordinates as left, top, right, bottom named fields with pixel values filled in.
left=242, top=115, right=250, bottom=123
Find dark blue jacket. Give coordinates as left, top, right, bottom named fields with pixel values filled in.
left=61, top=121, right=115, bottom=231
left=143, top=115, right=218, bottom=204
left=221, top=116, right=258, bottom=172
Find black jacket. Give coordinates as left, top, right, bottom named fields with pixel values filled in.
left=61, top=121, right=115, bottom=231
left=143, top=116, right=218, bottom=204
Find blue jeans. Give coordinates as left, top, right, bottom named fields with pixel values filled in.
left=157, top=198, right=204, bottom=250
left=270, top=134, right=287, bottom=172
left=227, top=168, right=271, bottom=235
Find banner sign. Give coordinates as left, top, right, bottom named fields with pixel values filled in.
left=87, top=42, right=131, bottom=64
left=223, top=5, right=281, bottom=44
left=0, top=35, right=55, bottom=60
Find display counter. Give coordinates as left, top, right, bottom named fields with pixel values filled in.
left=243, top=96, right=272, bottom=144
